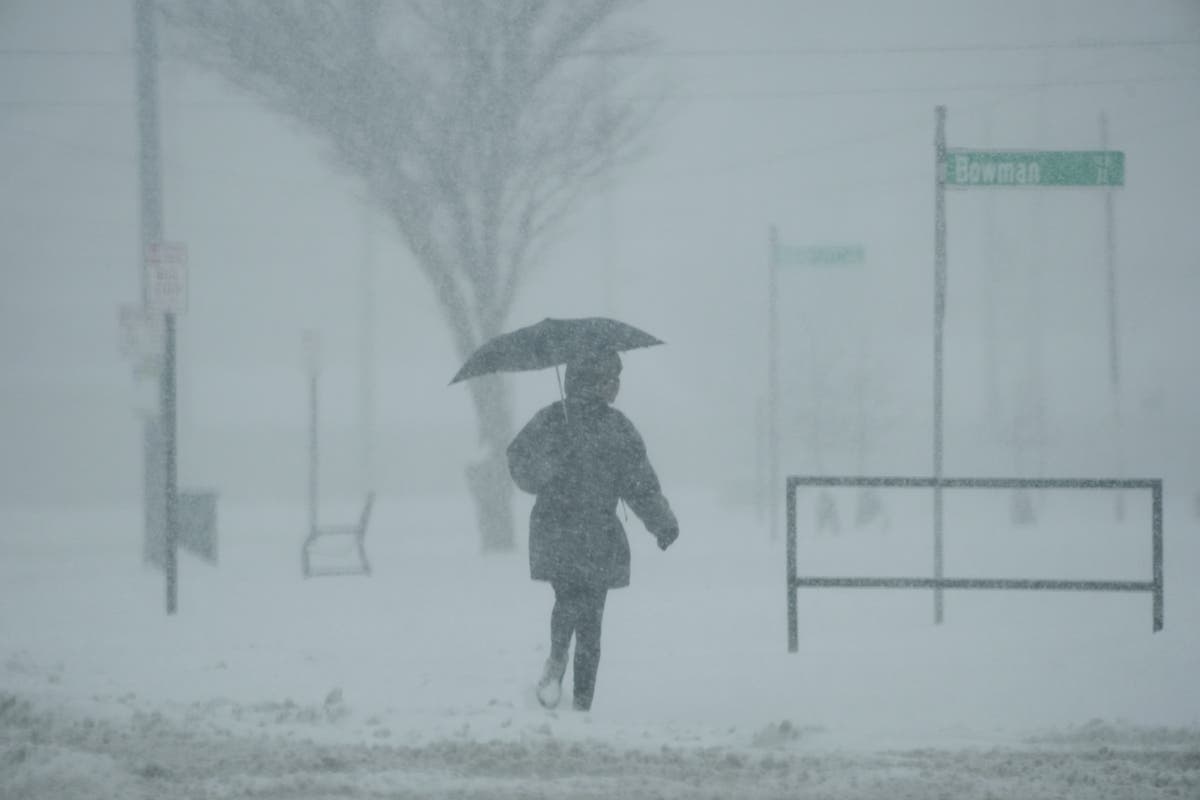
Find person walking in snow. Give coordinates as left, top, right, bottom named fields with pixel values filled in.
left=506, top=350, right=679, bottom=711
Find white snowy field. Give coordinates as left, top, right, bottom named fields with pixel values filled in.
left=1, top=487, right=1198, bottom=799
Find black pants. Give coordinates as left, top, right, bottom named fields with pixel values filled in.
left=549, top=581, right=608, bottom=710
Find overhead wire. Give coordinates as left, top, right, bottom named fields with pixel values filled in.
left=2, top=68, right=1195, bottom=111
left=600, top=37, right=1200, bottom=59
left=2, top=36, right=1198, bottom=59
left=2, top=30, right=1195, bottom=205
left=642, top=36, right=1196, bottom=195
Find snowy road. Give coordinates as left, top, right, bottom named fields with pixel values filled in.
left=3, top=692, right=1199, bottom=799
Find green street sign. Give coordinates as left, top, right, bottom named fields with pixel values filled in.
left=945, top=149, right=1124, bottom=188
left=776, top=244, right=865, bottom=267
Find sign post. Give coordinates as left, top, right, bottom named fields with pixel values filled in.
left=934, top=106, right=948, bottom=625
left=145, top=241, right=187, bottom=615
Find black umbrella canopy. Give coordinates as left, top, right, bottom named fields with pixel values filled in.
left=450, top=317, right=663, bottom=384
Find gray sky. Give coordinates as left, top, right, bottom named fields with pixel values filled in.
left=2, top=0, right=1198, bottom=504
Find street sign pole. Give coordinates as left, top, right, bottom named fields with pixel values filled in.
left=162, top=312, right=178, bottom=614
left=145, top=241, right=187, bottom=614
left=933, top=106, right=947, bottom=625
left=767, top=226, right=780, bottom=541
left=134, top=0, right=161, bottom=312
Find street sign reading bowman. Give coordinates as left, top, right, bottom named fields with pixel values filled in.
left=945, top=149, right=1124, bottom=188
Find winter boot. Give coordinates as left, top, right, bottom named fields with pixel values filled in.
left=535, top=656, right=567, bottom=709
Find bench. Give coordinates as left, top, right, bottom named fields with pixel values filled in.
left=302, top=491, right=375, bottom=577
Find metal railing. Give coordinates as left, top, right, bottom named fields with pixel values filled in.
left=786, top=476, right=1163, bottom=652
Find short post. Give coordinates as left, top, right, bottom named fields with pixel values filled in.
left=163, top=312, right=178, bottom=614
left=1153, top=480, right=1163, bottom=631
left=786, top=477, right=798, bottom=653
left=303, top=330, right=321, bottom=536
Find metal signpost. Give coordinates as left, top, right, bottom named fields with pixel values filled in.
left=146, top=241, right=188, bottom=615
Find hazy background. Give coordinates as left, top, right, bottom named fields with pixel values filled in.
left=2, top=0, right=1198, bottom=515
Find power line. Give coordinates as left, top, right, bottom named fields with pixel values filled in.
left=2, top=70, right=1195, bottom=110
left=0, top=48, right=133, bottom=57
left=610, top=37, right=1200, bottom=59
left=0, top=124, right=135, bottom=165
left=6, top=33, right=1194, bottom=207
left=701, top=107, right=1200, bottom=202
left=647, top=43, right=1192, bottom=184
left=0, top=98, right=259, bottom=110
left=1, top=36, right=1198, bottom=59
left=672, top=73, right=1200, bottom=102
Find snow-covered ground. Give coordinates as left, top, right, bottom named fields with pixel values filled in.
left=2, top=488, right=1198, bottom=798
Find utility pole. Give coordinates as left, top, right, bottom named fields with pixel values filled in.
left=135, top=0, right=178, bottom=614
left=135, top=0, right=161, bottom=311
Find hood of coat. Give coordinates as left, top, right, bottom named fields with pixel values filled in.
left=564, top=351, right=621, bottom=402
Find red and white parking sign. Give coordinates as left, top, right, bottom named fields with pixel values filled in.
left=145, top=241, right=188, bottom=314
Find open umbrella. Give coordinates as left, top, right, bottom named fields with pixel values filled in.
left=449, top=317, right=663, bottom=385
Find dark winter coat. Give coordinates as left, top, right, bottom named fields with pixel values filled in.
left=507, top=397, right=677, bottom=590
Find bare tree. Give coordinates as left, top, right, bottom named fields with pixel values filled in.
left=160, top=0, right=660, bottom=551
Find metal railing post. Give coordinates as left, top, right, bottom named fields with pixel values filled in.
left=1153, top=479, right=1163, bottom=632
left=787, top=477, right=798, bottom=653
